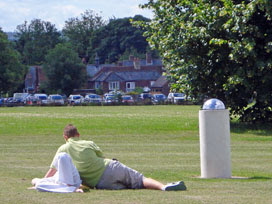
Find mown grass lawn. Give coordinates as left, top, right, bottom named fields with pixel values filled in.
left=0, top=105, right=271, bottom=204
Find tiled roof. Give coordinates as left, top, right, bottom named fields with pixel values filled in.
left=151, top=75, right=168, bottom=88
left=86, top=64, right=115, bottom=77
left=93, top=71, right=161, bottom=82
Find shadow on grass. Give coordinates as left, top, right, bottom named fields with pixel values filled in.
left=191, top=176, right=272, bottom=181
left=230, top=121, right=272, bottom=136
left=249, top=176, right=272, bottom=180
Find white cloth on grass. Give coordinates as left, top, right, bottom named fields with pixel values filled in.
left=33, top=152, right=81, bottom=193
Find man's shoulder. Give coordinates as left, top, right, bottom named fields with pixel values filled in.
left=57, top=143, right=69, bottom=152
left=75, top=138, right=93, bottom=144
left=74, top=139, right=99, bottom=149
left=67, top=138, right=95, bottom=147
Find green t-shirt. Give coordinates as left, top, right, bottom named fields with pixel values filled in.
left=50, top=137, right=111, bottom=188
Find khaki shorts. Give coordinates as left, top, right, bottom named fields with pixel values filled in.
left=96, top=160, right=144, bottom=190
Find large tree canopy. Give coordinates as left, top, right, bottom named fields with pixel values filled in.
left=62, top=10, right=105, bottom=61
left=15, top=19, right=61, bottom=65
left=89, top=15, right=155, bottom=64
left=42, top=43, right=86, bottom=96
left=0, top=29, right=27, bottom=95
left=138, top=0, right=272, bottom=122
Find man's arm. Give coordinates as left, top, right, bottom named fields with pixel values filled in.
left=91, top=142, right=105, bottom=158
left=44, top=168, right=57, bottom=178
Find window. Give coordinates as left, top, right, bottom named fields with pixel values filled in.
left=126, top=82, right=135, bottom=89
left=126, top=82, right=135, bottom=92
left=109, top=81, right=120, bottom=90
left=150, top=81, right=155, bottom=86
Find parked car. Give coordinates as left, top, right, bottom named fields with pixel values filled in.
left=13, top=93, right=29, bottom=104
left=24, top=94, right=37, bottom=105
left=103, top=93, right=115, bottom=98
left=0, top=98, right=3, bottom=106
left=122, top=95, right=134, bottom=104
left=5, top=97, right=15, bottom=106
left=104, top=95, right=118, bottom=104
left=139, top=93, right=152, bottom=101
left=48, top=94, right=64, bottom=105
left=34, top=94, right=48, bottom=105
left=167, top=93, right=185, bottom=104
left=152, top=94, right=166, bottom=104
left=6, top=97, right=14, bottom=103
left=68, top=95, right=84, bottom=105
left=85, top=94, right=102, bottom=104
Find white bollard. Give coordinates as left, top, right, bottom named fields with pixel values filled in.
left=199, top=99, right=232, bottom=178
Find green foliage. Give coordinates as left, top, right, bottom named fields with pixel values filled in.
left=62, top=10, right=105, bottom=60
left=42, top=43, right=87, bottom=96
left=118, top=47, right=146, bottom=61
left=137, top=0, right=272, bottom=123
left=127, top=86, right=144, bottom=95
left=0, top=29, right=27, bottom=95
left=95, top=88, right=103, bottom=95
left=89, top=15, right=153, bottom=64
left=15, top=19, right=61, bottom=65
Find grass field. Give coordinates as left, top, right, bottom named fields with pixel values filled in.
left=0, top=105, right=271, bottom=204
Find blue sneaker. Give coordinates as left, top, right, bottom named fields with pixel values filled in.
left=164, top=181, right=187, bottom=191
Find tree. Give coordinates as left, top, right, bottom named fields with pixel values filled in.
left=0, top=28, right=27, bottom=95
left=89, top=15, right=157, bottom=64
left=15, top=19, right=61, bottom=65
left=42, top=43, right=87, bottom=96
left=62, top=10, right=105, bottom=61
left=137, top=0, right=272, bottom=123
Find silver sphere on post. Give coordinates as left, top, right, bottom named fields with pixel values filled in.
left=202, top=98, right=225, bottom=110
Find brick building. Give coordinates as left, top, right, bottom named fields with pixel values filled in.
left=24, top=54, right=169, bottom=95
left=151, top=75, right=170, bottom=96
left=87, top=53, right=165, bottom=94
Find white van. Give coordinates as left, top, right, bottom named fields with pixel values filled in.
left=48, top=95, right=64, bottom=105
left=167, top=93, right=185, bottom=104
left=34, top=94, right=48, bottom=104
left=13, top=93, right=29, bottom=103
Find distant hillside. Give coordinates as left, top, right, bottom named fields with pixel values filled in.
left=5, top=32, right=18, bottom=41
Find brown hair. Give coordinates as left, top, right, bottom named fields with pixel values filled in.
left=63, top=124, right=79, bottom=138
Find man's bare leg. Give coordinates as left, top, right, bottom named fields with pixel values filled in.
left=142, top=177, right=164, bottom=190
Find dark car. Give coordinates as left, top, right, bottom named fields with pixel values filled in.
left=0, top=98, right=4, bottom=106
left=139, top=93, right=152, bottom=100
left=152, top=94, right=166, bottom=104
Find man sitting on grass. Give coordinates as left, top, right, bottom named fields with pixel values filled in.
left=43, top=124, right=187, bottom=191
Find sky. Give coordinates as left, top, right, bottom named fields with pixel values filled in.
left=0, top=0, right=153, bottom=32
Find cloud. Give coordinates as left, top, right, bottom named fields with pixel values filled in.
left=129, top=4, right=153, bottom=19
left=0, top=0, right=153, bottom=31
left=0, top=1, right=32, bottom=31
left=42, top=4, right=84, bottom=28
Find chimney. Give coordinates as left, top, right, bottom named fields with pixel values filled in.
left=146, top=52, right=152, bottom=65
left=133, top=58, right=140, bottom=70
left=129, top=55, right=134, bottom=61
